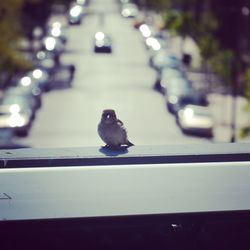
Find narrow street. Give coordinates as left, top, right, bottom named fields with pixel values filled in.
left=17, top=0, right=212, bottom=148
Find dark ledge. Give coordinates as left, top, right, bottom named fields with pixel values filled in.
left=0, top=143, right=249, bottom=168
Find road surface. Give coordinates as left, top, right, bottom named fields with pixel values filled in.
left=17, top=0, right=212, bottom=148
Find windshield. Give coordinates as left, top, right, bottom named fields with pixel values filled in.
left=0, top=0, right=249, bottom=148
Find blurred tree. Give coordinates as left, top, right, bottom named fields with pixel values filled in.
left=210, top=49, right=235, bottom=87
left=164, top=10, right=197, bottom=38
left=21, top=0, right=72, bottom=40
left=135, top=0, right=171, bottom=12
left=0, top=0, right=33, bottom=89
left=0, top=0, right=71, bottom=89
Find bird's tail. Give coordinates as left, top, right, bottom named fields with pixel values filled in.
left=126, top=140, right=134, bottom=147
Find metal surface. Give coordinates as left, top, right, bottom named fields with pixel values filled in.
left=1, top=160, right=250, bottom=221
left=0, top=143, right=250, bottom=168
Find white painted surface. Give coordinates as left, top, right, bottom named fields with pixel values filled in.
left=1, top=161, right=250, bottom=221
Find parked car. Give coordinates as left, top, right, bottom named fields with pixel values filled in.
left=34, top=50, right=57, bottom=70
left=68, top=4, right=85, bottom=25
left=0, top=128, right=30, bottom=148
left=139, top=24, right=156, bottom=38
left=121, top=3, right=138, bottom=18
left=185, top=89, right=209, bottom=107
left=149, top=51, right=182, bottom=71
left=176, top=104, right=214, bottom=138
left=0, top=104, right=32, bottom=136
left=76, top=0, right=89, bottom=6
left=27, top=68, right=51, bottom=92
left=11, top=78, right=42, bottom=109
left=1, top=87, right=39, bottom=119
left=94, top=32, right=112, bottom=53
left=155, top=67, right=186, bottom=94
left=119, top=0, right=134, bottom=4
left=49, top=66, right=75, bottom=89
left=164, top=77, right=193, bottom=114
left=33, top=51, right=75, bottom=90
left=47, top=22, right=67, bottom=44
left=42, top=36, right=65, bottom=55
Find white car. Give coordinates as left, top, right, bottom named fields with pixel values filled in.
left=0, top=104, right=32, bottom=136
left=121, top=3, right=138, bottom=18
left=177, top=104, right=214, bottom=138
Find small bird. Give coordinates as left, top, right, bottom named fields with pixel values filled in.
left=98, top=109, right=134, bottom=148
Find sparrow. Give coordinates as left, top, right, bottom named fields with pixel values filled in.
left=98, top=109, right=134, bottom=148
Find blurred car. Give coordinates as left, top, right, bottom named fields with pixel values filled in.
left=33, top=50, right=58, bottom=72
left=171, top=90, right=209, bottom=115
left=119, top=0, right=134, bottom=4
left=121, top=3, right=138, bottom=18
left=139, top=24, right=155, bottom=38
left=47, top=22, right=67, bottom=44
left=164, top=77, right=193, bottom=114
left=176, top=104, right=214, bottom=138
left=185, top=89, right=209, bottom=107
left=33, top=51, right=75, bottom=90
left=0, top=128, right=30, bottom=148
left=42, top=36, right=65, bottom=55
left=49, top=66, right=75, bottom=89
left=27, top=68, right=51, bottom=92
left=149, top=51, right=182, bottom=71
left=0, top=104, right=32, bottom=136
left=155, top=67, right=185, bottom=94
left=76, top=0, right=89, bottom=6
left=1, top=87, right=39, bottom=119
left=68, top=4, right=85, bottom=25
left=145, top=37, right=162, bottom=51
left=94, top=32, right=112, bottom=53
left=133, top=19, right=145, bottom=29
left=11, top=77, right=43, bottom=109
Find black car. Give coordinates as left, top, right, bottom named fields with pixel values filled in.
left=94, top=32, right=112, bottom=53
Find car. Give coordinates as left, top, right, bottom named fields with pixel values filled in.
left=0, top=104, right=32, bottom=137
left=121, top=3, right=138, bottom=18
left=33, top=50, right=57, bottom=70
left=149, top=50, right=182, bottom=71
left=1, top=87, right=38, bottom=120
left=27, top=68, right=51, bottom=92
left=68, top=4, right=85, bottom=25
left=76, top=0, right=89, bottom=6
left=94, top=32, right=112, bottom=53
left=139, top=24, right=155, bottom=38
left=47, top=22, right=67, bottom=44
left=171, top=90, right=209, bottom=115
left=185, top=89, right=209, bottom=107
left=49, top=66, right=75, bottom=89
left=164, top=77, right=193, bottom=114
left=154, top=67, right=186, bottom=94
left=176, top=104, right=214, bottom=138
left=32, top=51, right=75, bottom=90
left=10, top=78, right=42, bottom=109
left=42, top=36, right=65, bottom=55
left=0, top=128, right=30, bottom=148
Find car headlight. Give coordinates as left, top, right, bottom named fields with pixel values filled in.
left=168, top=96, right=178, bottom=104
left=183, top=108, right=194, bottom=119
left=9, top=104, right=21, bottom=114
left=44, top=37, right=56, bottom=51
left=9, top=114, right=25, bottom=127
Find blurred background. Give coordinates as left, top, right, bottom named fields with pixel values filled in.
left=0, top=0, right=249, bottom=149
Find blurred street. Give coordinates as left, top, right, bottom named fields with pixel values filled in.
left=15, top=0, right=248, bottom=148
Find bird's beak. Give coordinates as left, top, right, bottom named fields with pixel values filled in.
left=106, top=115, right=110, bottom=119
